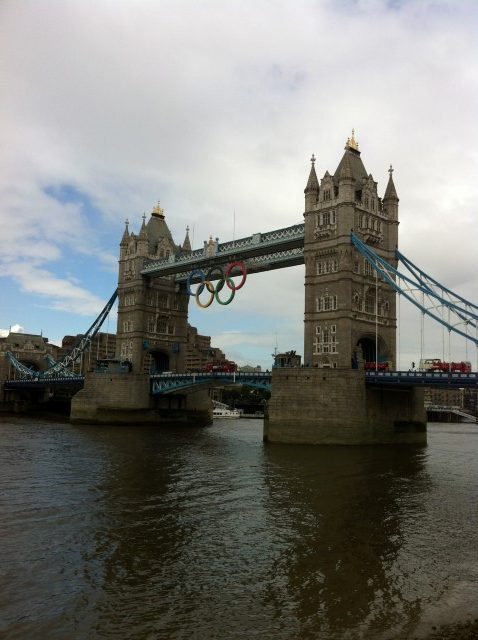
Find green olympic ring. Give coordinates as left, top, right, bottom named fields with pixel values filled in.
left=215, top=278, right=235, bottom=305
left=186, top=261, right=247, bottom=308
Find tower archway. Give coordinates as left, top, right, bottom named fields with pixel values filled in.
left=150, top=350, right=170, bottom=373
left=356, top=335, right=391, bottom=366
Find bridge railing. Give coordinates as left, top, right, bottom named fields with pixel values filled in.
left=150, top=370, right=272, bottom=394
left=365, top=370, right=478, bottom=387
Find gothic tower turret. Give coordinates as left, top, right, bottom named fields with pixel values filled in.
left=304, top=154, right=320, bottom=212
left=303, top=132, right=398, bottom=370
left=116, top=202, right=189, bottom=374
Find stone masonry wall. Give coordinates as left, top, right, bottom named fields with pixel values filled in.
left=265, top=368, right=426, bottom=445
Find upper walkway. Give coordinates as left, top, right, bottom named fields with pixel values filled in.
left=141, top=223, right=305, bottom=279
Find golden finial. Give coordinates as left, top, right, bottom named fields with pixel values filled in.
left=152, top=199, right=165, bottom=217
left=346, top=128, right=359, bottom=151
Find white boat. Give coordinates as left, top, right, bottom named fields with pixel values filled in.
left=212, top=407, right=241, bottom=419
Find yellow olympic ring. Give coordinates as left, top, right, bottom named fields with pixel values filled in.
left=196, top=280, right=215, bottom=308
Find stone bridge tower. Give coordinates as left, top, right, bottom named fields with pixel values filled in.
left=303, top=132, right=399, bottom=369
left=116, top=203, right=191, bottom=374
left=264, top=133, right=426, bottom=445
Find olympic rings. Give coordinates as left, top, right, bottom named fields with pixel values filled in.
left=186, top=262, right=247, bottom=308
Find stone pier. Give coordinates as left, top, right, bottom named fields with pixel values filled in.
left=70, top=371, right=211, bottom=426
left=264, top=368, right=426, bottom=445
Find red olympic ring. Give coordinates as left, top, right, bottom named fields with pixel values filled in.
left=225, top=261, right=247, bottom=290
left=186, top=261, right=247, bottom=308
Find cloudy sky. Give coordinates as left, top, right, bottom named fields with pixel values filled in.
left=1, top=0, right=477, bottom=370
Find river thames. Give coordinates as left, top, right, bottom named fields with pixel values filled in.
left=1, top=416, right=477, bottom=640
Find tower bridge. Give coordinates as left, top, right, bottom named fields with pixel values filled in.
left=2, top=132, right=477, bottom=443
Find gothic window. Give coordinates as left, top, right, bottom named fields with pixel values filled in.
left=330, top=209, right=336, bottom=224
left=371, top=199, right=375, bottom=211
left=364, top=260, right=374, bottom=277
left=365, top=293, right=376, bottom=314
left=323, top=189, right=331, bottom=201
left=158, top=293, right=169, bottom=308
left=317, top=259, right=338, bottom=275
left=156, top=317, right=167, bottom=333
left=365, top=196, right=369, bottom=208
left=317, top=294, right=338, bottom=312
left=313, top=323, right=339, bottom=355
left=353, top=259, right=360, bottom=274
left=147, top=317, right=155, bottom=332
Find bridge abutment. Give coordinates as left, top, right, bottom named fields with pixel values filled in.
left=265, top=368, right=426, bottom=445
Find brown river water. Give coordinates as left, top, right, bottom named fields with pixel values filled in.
left=0, top=417, right=477, bottom=640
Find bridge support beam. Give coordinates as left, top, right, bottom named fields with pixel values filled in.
left=70, top=371, right=212, bottom=426
left=265, top=369, right=427, bottom=445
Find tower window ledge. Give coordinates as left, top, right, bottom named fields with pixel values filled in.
left=314, top=226, right=337, bottom=240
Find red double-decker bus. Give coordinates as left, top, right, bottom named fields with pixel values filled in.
left=204, top=360, right=237, bottom=373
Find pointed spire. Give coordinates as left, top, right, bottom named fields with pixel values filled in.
left=139, top=212, right=148, bottom=239
left=120, top=218, right=130, bottom=245
left=384, top=164, right=398, bottom=200
left=182, top=225, right=192, bottom=252
left=304, top=154, right=319, bottom=194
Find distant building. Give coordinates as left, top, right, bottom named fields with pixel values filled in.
left=0, top=331, right=61, bottom=378
left=424, top=386, right=478, bottom=417
left=59, top=332, right=117, bottom=375
left=185, top=325, right=225, bottom=371
left=238, top=365, right=262, bottom=373
left=274, top=350, right=301, bottom=368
